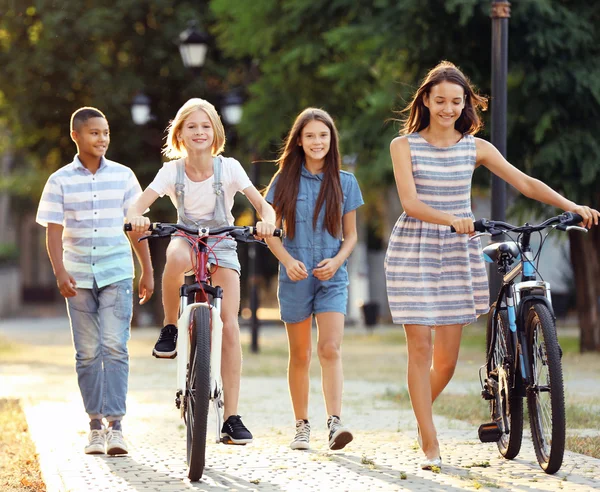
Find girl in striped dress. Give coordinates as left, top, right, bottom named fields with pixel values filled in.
left=385, top=61, right=599, bottom=470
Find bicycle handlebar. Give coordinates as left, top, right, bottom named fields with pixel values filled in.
left=449, top=212, right=584, bottom=234
left=124, top=222, right=282, bottom=240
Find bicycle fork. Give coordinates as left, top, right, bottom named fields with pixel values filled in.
left=176, top=300, right=225, bottom=444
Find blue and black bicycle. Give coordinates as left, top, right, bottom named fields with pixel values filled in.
left=466, top=212, right=586, bottom=474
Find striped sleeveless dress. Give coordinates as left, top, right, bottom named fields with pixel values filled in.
left=384, top=133, right=489, bottom=326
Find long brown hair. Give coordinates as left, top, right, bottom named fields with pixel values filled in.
left=402, top=61, right=488, bottom=135
left=265, top=108, right=343, bottom=239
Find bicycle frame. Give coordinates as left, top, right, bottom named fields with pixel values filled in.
left=486, top=229, right=556, bottom=397
left=176, top=234, right=225, bottom=443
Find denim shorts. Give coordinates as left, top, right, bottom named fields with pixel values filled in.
left=277, top=264, right=349, bottom=324
left=172, top=235, right=241, bottom=275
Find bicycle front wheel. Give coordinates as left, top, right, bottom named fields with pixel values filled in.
left=185, top=306, right=211, bottom=482
left=525, top=303, right=565, bottom=474
left=486, top=302, right=523, bottom=459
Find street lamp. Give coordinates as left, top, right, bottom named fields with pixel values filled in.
left=489, top=0, right=511, bottom=299
left=131, top=92, right=151, bottom=126
left=178, top=22, right=210, bottom=70
left=221, top=91, right=244, bottom=126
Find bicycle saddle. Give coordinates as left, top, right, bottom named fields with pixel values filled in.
left=482, top=242, right=520, bottom=263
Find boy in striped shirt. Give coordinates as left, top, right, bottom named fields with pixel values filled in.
left=36, top=107, right=153, bottom=455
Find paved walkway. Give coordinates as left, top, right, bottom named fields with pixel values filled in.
left=1, top=317, right=599, bottom=491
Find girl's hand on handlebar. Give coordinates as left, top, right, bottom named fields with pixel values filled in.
left=284, top=259, right=308, bottom=282
left=570, top=205, right=599, bottom=229
left=254, top=220, right=277, bottom=239
left=127, top=216, right=151, bottom=234
left=450, top=217, right=475, bottom=235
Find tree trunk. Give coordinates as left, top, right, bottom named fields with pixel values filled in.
left=569, top=224, right=600, bottom=352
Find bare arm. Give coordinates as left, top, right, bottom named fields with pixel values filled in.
left=313, top=210, right=358, bottom=281
left=390, top=137, right=474, bottom=233
left=243, top=185, right=277, bottom=236
left=264, top=216, right=308, bottom=282
left=476, top=138, right=599, bottom=227
left=126, top=188, right=160, bottom=233
left=127, top=231, right=154, bottom=304
left=46, top=223, right=77, bottom=297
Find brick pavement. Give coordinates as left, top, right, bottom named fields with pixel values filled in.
left=1, top=317, right=598, bottom=491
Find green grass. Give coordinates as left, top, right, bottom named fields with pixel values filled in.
left=565, top=436, right=600, bottom=459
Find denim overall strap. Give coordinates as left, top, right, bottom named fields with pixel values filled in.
left=175, top=156, right=227, bottom=228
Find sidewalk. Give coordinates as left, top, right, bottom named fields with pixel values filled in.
left=1, top=317, right=598, bottom=491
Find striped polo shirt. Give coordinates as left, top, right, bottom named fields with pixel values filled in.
left=36, top=155, right=142, bottom=289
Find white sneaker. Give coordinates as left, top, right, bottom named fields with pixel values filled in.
left=106, top=429, right=128, bottom=456
left=84, top=428, right=106, bottom=455
left=327, top=415, right=353, bottom=450
left=290, top=420, right=310, bottom=450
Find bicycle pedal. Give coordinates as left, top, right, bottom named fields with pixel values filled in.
left=152, top=351, right=177, bottom=359
left=481, top=389, right=495, bottom=400
left=478, top=422, right=503, bottom=443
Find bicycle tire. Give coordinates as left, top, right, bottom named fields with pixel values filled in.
left=185, top=306, right=211, bottom=481
left=525, top=303, right=565, bottom=474
left=486, top=302, right=523, bottom=459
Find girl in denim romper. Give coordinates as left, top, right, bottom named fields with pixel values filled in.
left=128, top=98, right=277, bottom=444
left=265, top=108, right=363, bottom=451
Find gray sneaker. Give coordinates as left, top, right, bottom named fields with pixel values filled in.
left=84, top=428, right=106, bottom=455
left=327, top=415, right=353, bottom=450
left=106, top=429, right=128, bottom=456
left=290, top=420, right=310, bottom=450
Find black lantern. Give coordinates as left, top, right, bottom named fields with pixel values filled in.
left=131, top=92, right=151, bottom=126
left=178, top=22, right=210, bottom=69
left=221, top=91, right=244, bottom=126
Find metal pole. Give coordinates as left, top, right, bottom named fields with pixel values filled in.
left=249, top=160, right=260, bottom=353
left=490, top=0, right=510, bottom=299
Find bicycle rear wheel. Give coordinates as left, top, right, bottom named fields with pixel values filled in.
left=486, top=302, right=523, bottom=459
left=525, top=303, right=565, bottom=474
left=185, top=306, right=211, bottom=481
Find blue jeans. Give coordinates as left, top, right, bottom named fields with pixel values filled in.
left=66, top=278, right=133, bottom=422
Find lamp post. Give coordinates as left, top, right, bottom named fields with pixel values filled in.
left=178, top=21, right=210, bottom=71
left=131, top=92, right=152, bottom=126
left=490, top=0, right=510, bottom=299
left=222, top=91, right=261, bottom=353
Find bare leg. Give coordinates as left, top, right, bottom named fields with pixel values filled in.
left=431, top=324, right=463, bottom=402
left=211, top=267, right=241, bottom=419
left=285, top=317, right=312, bottom=420
left=315, top=312, right=345, bottom=417
left=162, top=239, right=193, bottom=326
left=404, top=324, right=439, bottom=460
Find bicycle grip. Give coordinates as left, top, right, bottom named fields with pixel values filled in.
left=123, top=223, right=155, bottom=232
left=450, top=219, right=487, bottom=233
left=249, top=226, right=282, bottom=237
left=561, top=212, right=584, bottom=225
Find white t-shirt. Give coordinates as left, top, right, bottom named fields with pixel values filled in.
left=148, top=156, right=253, bottom=224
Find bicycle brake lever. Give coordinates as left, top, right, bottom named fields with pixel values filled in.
left=469, top=232, right=492, bottom=241
left=565, top=225, right=588, bottom=233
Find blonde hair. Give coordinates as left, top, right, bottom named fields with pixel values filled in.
left=162, top=98, right=226, bottom=159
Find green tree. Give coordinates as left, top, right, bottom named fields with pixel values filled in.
left=0, top=0, right=251, bottom=323
left=211, top=0, right=600, bottom=350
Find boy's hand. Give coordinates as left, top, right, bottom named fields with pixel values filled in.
left=138, top=271, right=154, bottom=305
left=284, top=259, right=308, bottom=282
left=254, top=220, right=276, bottom=239
left=128, top=216, right=151, bottom=234
left=313, top=258, right=342, bottom=281
left=56, top=269, right=77, bottom=298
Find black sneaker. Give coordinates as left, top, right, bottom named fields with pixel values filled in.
left=152, top=325, right=178, bottom=358
left=221, top=415, right=253, bottom=445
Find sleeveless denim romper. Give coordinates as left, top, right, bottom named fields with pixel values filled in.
left=174, top=156, right=241, bottom=274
